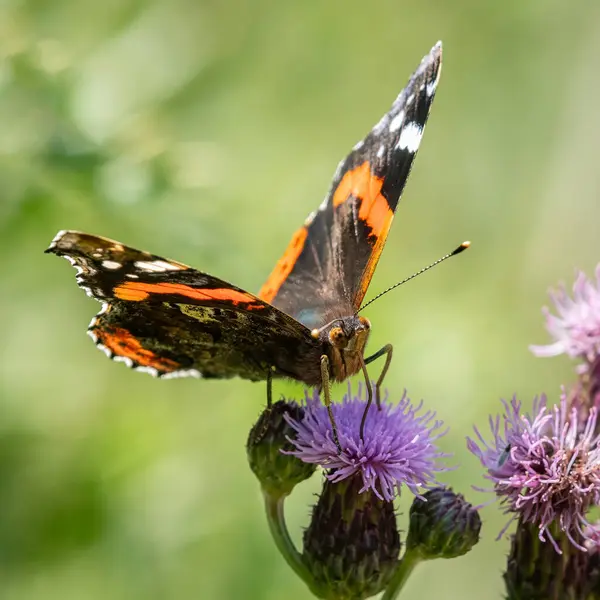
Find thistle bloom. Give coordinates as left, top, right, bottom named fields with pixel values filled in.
left=467, top=392, right=600, bottom=552
left=285, top=384, right=449, bottom=502
left=530, top=265, right=600, bottom=362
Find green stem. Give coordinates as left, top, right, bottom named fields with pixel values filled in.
left=382, top=549, right=423, bottom=600
left=263, top=491, right=322, bottom=597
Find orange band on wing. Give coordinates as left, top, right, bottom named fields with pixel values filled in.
left=332, top=161, right=392, bottom=237
left=258, top=226, right=308, bottom=303
left=354, top=216, right=393, bottom=305
left=97, top=326, right=180, bottom=371
left=114, top=281, right=265, bottom=309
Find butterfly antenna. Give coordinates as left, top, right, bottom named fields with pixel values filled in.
left=356, top=241, right=470, bottom=314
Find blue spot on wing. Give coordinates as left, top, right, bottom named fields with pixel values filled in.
left=295, top=308, right=325, bottom=329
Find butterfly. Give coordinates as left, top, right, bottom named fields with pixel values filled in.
left=47, top=42, right=443, bottom=447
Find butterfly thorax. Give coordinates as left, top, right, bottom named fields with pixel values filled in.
left=312, top=316, right=371, bottom=382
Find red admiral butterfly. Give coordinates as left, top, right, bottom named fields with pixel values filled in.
left=47, top=42, right=449, bottom=445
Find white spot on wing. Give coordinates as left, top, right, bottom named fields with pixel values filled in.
left=396, top=122, right=423, bottom=153
left=135, top=366, right=159, bottom=377
left=162, top=369, right=201, bottom=379
left=134, top=260, right=184, bottom=273
left=48, top=230, right=67, bottom=249
left=406, top=93, right=415, bottom=105
left=102, top=260, right=122, bottom=270
left=87, top=329, right=98, bottom=343
left=114, top=355, right=134, bottom=368
left=126, top=273, right=139, bottom=279
left=376, top=145, right=385, bottom=159
left=389, top=110, right=405, bottom=133
left=97, top=343, right=112, bottom=358
left=304, top=210, right=316, bottom=226
left=426, top=63, right=441, bottom=98
left=426, top=79, right=437, bottom=97
left=156, top=260, right=184, bottom=271
left=353, top=140, right=364, bottom=151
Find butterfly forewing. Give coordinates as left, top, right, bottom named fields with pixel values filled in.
left=259, top=42, right=442, bottom=325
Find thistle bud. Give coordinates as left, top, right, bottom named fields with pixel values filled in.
left=406, top=487, right=481, bottom=559
left=302, top=474, right=400, bottom=600
left=246, top=400, right=316, bottom=497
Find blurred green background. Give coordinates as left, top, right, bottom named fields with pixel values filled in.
left=1, top=0, right=600, bottom=598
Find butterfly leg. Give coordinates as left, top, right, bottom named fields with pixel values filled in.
left=320, top=355, right=342, bottom=453
left=358, top=354, right=374, bottom=441
left=364, top=344, right=393, bottom=409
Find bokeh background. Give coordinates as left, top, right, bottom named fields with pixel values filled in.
left=1, top=1, right=600, bottom=598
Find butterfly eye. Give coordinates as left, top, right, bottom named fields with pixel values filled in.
left=329, top=326, right=346, bottom=346
left=358, top=316, right=371, bottom=330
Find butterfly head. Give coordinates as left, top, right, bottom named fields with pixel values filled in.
left=311, top=316, right=371, bottom=382
left=312, top=316, right=371, bottom=353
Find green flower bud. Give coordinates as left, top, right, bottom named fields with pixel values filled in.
left=302, top=474, right=400, bottom=600
left=246, top=400, right=316, bottom=497
left=406, top=487, right=480, bottom=559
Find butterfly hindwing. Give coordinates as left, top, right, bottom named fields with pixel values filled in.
left=46, top=231, right=321, bottom=381
left=259, top=42, right=442, bottom=325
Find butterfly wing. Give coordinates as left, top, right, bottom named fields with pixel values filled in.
left=46, top=231, right=321, bottom=382
left=259, top=42, right=442, bottom=325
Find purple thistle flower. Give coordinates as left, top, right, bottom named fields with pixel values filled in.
left=467, top=391, right=600, bottom=553
left=530, top=265, right=600, bottom=362
left=284, top=383, right=449, bottom=502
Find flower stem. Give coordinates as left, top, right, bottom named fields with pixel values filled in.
left=382, top=549, right=422, bottom=600
left=263, top=491, right=323, bottom=597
